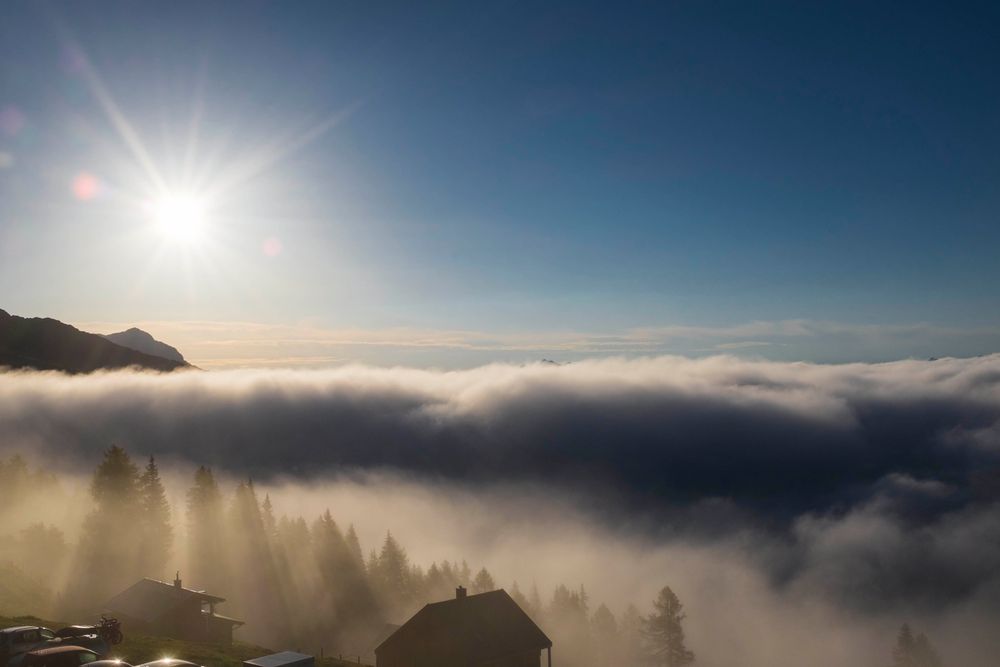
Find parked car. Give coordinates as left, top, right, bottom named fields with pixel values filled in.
left=1, top=627, right=59, bottom=665
left=21, top=646, right=98, bottom=667
left=1, top=622, right=114, bottom=667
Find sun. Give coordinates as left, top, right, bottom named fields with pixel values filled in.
left=147, top=194, right=208, bottom=243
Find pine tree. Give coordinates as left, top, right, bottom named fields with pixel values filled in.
left=641, top=586, right=694, bottom=667
left=592, top=604, right=619, bottom=667
left=185, top=465, right=226, bottom=591
left=893, top=624, right=916, bottom=667
left=227, top=480, right=288, bottom=646
left=472, top=567, right=496, bottom=593
left=68, top=445, right=143, bottom=611
left=372, top=531, right=412, bottom=612
left=620, top=603, right=643, bottom=665
left=261, top=494, right=277, bottom=538
left=892, top=624, right=943, bottom=667
left=138, top=456, right=173, bottom=578
left=345, top=524, right=364, bottom=567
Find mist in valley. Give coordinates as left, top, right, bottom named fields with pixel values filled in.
left=2, top=355, right=1000, bottom=666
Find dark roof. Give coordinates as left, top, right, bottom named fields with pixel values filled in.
left=376, top=590, right=550, bottom=664
left=104, top=579, right=227, bottom=623
left=243, top=651, right=313, bottom=667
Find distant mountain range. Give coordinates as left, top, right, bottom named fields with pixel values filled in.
left=0, top=308, right=190, bottom=373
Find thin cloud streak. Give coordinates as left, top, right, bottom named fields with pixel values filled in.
left=76, top=318, right=1000, bottom=368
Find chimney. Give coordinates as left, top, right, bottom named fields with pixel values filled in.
left=174, top=571, right=182, bottom=589
left=456, top=586, right=467, bottom=600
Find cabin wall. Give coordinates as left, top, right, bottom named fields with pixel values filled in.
left=375, top=648, right=541, bottom=667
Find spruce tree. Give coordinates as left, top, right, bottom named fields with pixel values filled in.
left=68, top=445, right=142, bottom=611
left=893, top=624, right=916, bottom=667
left=641, top=586, right=694, bottom=667
left=261, top=493, right=277, bottom=538
left=373, top=531, right=411, bottom=612
left=185, top=465, right=226, bottom=591
left=345, top=524, right=364, bottom=568
left=138, top=456, right=173, bottom=579
left=592, top=604, right=619, bottom=667
left=892, top=624, right=943, bottom=667
left=472, top=567, right=496, bottom=593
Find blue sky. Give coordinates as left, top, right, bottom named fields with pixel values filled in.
left=1, top=1, right=999, bottom=366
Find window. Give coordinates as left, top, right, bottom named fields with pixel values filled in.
left=77, top=652, right=98, bottom=665
left=39, top=630, right=55, bottom=641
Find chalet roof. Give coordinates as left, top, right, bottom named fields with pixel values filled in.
left=243, top=651, right=313, bottom=667
left=376, top=590, right=551, bottom=664
left=104, top=578, right=228, bottom=623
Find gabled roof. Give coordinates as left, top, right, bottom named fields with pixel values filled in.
left=104, top=579, right=227, bottom=623
left=243, top=651, right=313, bottom=667
left=376, top=590, right=551, bottom=664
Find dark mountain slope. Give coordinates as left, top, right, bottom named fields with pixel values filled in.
left=103, top=327, right=185, bottom=363
left=0, top=309, right=189, bottom=373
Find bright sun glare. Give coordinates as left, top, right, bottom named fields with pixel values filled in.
left=148, top=194, right=208, bottom=243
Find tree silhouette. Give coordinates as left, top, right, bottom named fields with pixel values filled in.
left=345, top=524, right=364, bottom=567
left=138, top=456, right=172, bottom=579
left=641, top=586, right=694, bottom=667
left=472, top=567, right=496, bottom=593
left=371, top=531, right=412, bottom=613
left=591, top=603, right=619, bottom=667
left=620, top=604, right=643, bottom=666
left=185, top=465, right=226, bottom=591
left=892, top=624, right=943, bottom=667
left=68, top=445, right=143, bottom=611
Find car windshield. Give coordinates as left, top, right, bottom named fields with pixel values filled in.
left=78, top=653, right=98, bottom=665
left=39, top=631, right=54, bottom=640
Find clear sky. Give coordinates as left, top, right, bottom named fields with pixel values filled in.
left=1, top=1, right=999, bottom=367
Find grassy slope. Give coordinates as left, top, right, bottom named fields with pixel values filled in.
left=0, top=617, right=368, bottom=667
left=0, top=565, right=50, bottom=619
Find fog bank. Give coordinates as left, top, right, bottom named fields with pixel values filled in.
left=2, top=355, right=1000, bottom=664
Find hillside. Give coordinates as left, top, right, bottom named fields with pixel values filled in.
left=0, top=616, right=370, bottom=667
left=103, top=328, right=186, bottom=363
left=0, top=309, right=189, bottom=373
left=0, top=563, right=51, bottom=618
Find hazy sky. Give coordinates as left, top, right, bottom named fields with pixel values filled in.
left=2, top=1, right=999, bottom=367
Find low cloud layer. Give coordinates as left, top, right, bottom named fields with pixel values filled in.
left=3, top=355, right=1000, bottom=663
left=3, top=355, right=999, bottom=515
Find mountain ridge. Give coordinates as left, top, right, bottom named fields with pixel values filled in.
left=0, top=308, right=190, bottom=373
left=103, top=327, right=186, bottom=363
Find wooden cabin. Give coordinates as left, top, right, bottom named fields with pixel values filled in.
left=104, top=574, right=243, bottom=645
left=376, top=587, right=552, bottom=667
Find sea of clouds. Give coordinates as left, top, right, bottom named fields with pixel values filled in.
left=2, top=354, right=999, bottom=665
